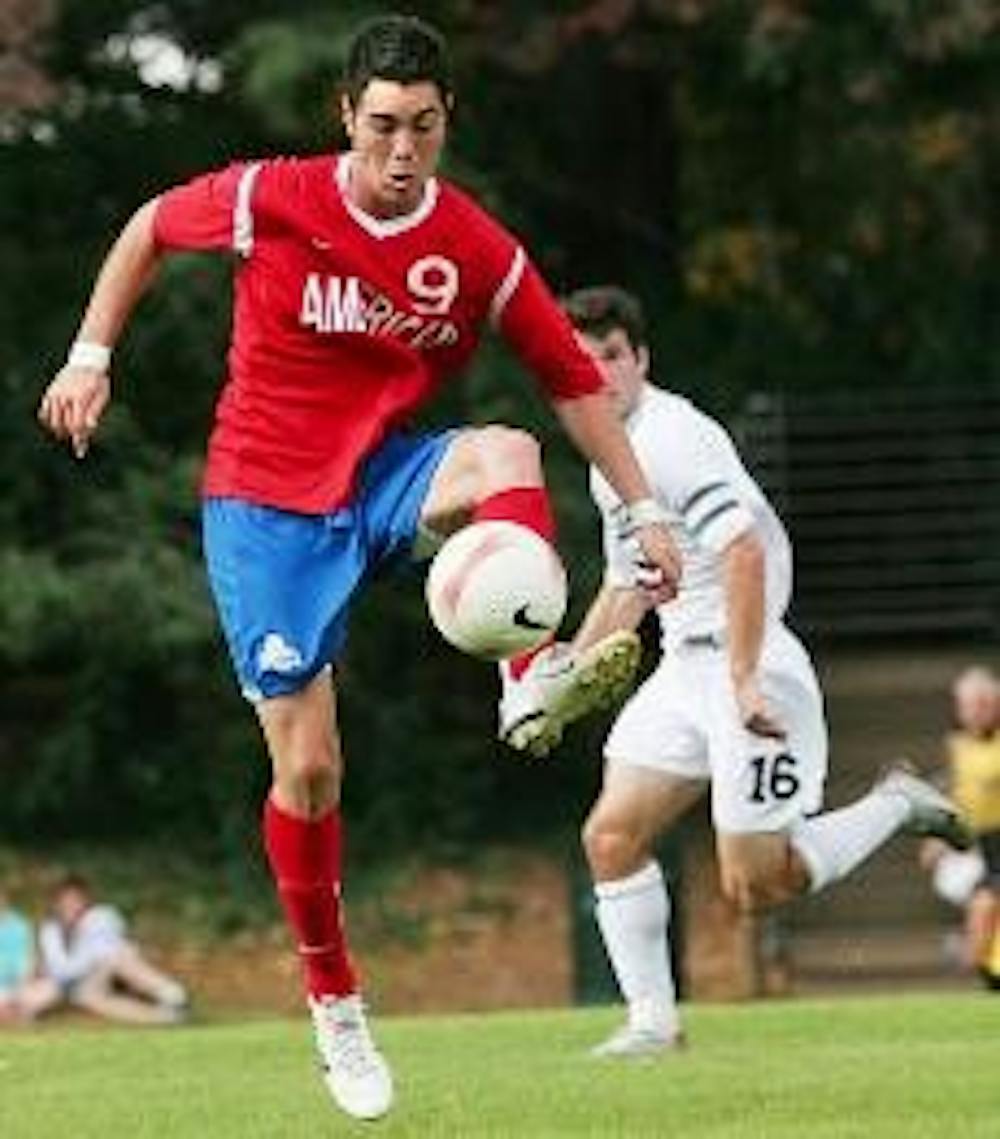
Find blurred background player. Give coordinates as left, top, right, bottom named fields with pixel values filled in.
left=17, top=874, right=188, bottom=1025
left=503, top=284, right=970, bottom=1057
left=36, top=14, right=677, bottom=1122
left=919, top=666, right=1000, bottom=988
left=0, top=884, right=33, bottom=1024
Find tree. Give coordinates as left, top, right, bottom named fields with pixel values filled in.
left=3, top=0, right=998, bottom=856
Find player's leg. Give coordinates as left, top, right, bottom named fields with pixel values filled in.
left=715, top=832, right=809, bottom=912
left=257, top=675, right=392, bottom=1121
left=201, top=498, right=391, bottom=1121
left=257, top=674, right=352, bottom=997
left=964, top=885, right=998, bottom=972
left=975, top=881, right=1000, bottom=990
left=419, top=427, right=641, bottom=753
left=711, top=629, right=967, bottom=911
left=918, top=840, right=984, bottom=971
left=583, top=764, right=703, bottom=1057
left=968, top=833, right=1000, bottom=983
left=418, top=424, right=555, bottom=545
left=717, top=780, right=967, bottom=912
left=581, top=660, right=708, bottom=1057
left=788, top=765, right=968, bottom=899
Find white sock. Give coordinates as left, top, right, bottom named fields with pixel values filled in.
left=790, top=785, right=911, bottom=893
left=594, top=861, right=679, bottom=1035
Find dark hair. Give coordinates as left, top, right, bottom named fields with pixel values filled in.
left=343, top=14, right=453, bottom=107
left=53, top=873, right=90, bottom=897
left=561, top=285, right=647, bottom=351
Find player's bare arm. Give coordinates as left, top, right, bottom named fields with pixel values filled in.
left=554, top=392, right=680, bottom=601
left=723, top=529, right=785, bottom=739
left=571, top=582, right=649, bottom=656
left=38, top=199, right=162, bottom=458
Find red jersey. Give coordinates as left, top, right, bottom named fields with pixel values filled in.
left=152, top=154, right=604, bottom=512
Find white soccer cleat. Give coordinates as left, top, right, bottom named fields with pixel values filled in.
left=310, top=993, right=394, bottom=1121
left=875, top=761, right=972, bottom=850
left=590, top=1024, right=687, bottom=1060
left=499, top=630, right=642, bottom=758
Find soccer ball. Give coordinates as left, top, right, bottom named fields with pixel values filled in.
left=425, top=521, right=568, bottom=659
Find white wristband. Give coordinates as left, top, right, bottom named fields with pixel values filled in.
left=67, top=341, right=112, bottom=372
left=623, top=497, right=668, bottom=532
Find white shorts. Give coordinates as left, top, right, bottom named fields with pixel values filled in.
left=604, top=623, right=828, bottom=833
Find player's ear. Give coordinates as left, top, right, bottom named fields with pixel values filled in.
left=340, top=92, right=356, bottom=140
left=637, top=344, right=651, bottom=379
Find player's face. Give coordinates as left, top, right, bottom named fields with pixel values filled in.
left=955, top=680, right=999, bottom=736
left=577, top=328, right=649, bottom=419
left=342, top=79, right=449, bottom=218
left=53, top=887, right=88, bottom=925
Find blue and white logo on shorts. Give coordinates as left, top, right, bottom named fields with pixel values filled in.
left=257, top=633, right=305, bottom=675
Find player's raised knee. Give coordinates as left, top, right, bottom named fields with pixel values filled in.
left=471, top=425, right=542, bottom=485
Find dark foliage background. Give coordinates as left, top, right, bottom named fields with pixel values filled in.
left=2, top=0, right=998, bottom=866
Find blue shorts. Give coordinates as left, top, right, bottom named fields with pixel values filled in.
left=203, top=430, right=454, bottom=701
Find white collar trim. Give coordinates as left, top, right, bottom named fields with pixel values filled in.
left=335, top=154, right=439, bottom=239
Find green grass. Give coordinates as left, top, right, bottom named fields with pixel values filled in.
left=1, top=993, right=997, bottom=1138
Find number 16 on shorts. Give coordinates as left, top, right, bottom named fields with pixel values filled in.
left=748, top=749, right=801, bottom=805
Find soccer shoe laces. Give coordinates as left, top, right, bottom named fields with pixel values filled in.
left=312, top=995, right=381, bottom=1078
left=310, top=994, right=394, bottom=1121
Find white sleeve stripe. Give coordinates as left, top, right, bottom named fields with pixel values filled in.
left=232, top=162, right=263, bottom=257
left=488, top=246, right=526, bottom=328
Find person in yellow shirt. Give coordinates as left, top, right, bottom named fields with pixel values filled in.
left=921, top=666, right=1000, bottom=987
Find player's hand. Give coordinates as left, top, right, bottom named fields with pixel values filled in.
left=619, top=499, right=681, bottom=604
left=38, top=366, right=111, bottom=459
left=734, top=675, right=786, bottom=739
left=633, top=522, right=681, bottom=604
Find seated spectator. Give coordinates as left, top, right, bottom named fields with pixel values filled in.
left=17, top=874, right=189, bottom=1025
left=0, top=885, right=34, bottom=1023
left=921, top=666, right=1000, bottom=988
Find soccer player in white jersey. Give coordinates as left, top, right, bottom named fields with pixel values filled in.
left=502, top=284, right=969, bottom=1056
left=36, top=19, right=677, bottom=1121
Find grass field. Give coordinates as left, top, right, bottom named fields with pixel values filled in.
left=1, top=992, right=996, bottom=1138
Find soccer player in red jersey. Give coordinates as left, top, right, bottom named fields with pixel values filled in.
left=37, top=14, right=679, bottom=1120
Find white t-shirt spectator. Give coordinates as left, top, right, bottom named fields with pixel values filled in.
left=39, top=905, right=129, bottom=986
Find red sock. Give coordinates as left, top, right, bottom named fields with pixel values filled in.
left=505, top=641, right=554, bottom=680
left=263, top=797, right=358, bottom=1000
left=474, top=487, right=557, bottom=679
left=472, top=486, right=556, bottom=542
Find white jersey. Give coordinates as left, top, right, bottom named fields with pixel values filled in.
left=590, top=385, right=793, bottom=652
left=39, top=905, right=129, bottom=986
